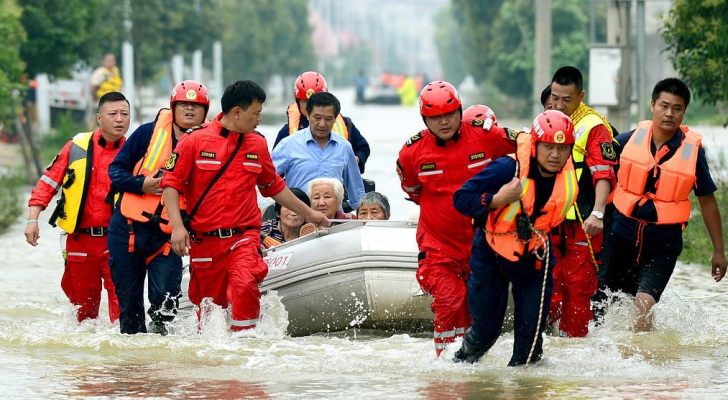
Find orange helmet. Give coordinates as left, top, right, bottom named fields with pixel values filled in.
left=170, top=80, right=210, bottom=114
left=419, top=81, right=461, bottom=117
left=530, top=110, right=575, bottom=155
left=463, top=104, right=498, bottom=127
left=294, top=71, right=328, bottom=100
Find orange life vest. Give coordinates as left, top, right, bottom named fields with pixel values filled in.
left=485, top=133, right=579, bottom=262
left=119, top=109, right=185, bottom=233
left=286, top=103, right=349, bottom=140
left=613, top=120, right=701, bottom=225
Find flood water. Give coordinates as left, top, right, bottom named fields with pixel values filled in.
left=2, top=89, right=728, bottom=399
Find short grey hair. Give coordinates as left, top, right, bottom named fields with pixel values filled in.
left=307, top=177, right=344, bottom=207
left=357, top=192, right=390, bottom=219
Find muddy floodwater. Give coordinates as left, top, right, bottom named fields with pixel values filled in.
left=2, top=91, right=728, bottom=399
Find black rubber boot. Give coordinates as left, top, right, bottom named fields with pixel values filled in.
left=452, top=329, right=489, bottom=364
left=148, top=320, right=169, bottom=336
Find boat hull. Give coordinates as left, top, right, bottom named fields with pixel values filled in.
left=261, top=221, right=434, bottom=336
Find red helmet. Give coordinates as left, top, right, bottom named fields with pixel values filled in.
left=463, top=104, right=498, bottom=127
left=530, top=110, right=575, bottom=154
left=294, top=71, right=328, bottom=100
left=170, top=80, right=210, bottom=113
left=419, top=81, right=462, bottom=117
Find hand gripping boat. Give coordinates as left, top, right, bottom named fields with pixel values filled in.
left=260, top=220, right=435, bottom=336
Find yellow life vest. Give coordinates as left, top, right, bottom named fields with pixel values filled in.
left=54, top=132, right=95, bottom=233
left=566, top=102, right=614, bottom=220
left=485, top=133, right=579, bottom=262
left=119, top=109, right=183, bottom=233
left=96, top=66, right=123, bottom=99
left=286, top=103, right=349, bottom=140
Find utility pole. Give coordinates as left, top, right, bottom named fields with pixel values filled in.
left=533, top=0, right=552, bottom=115
left=606, top=0, right=632, bottom=131
left=635, top=0, right=647, bottom=122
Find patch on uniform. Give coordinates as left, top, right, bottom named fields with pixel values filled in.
left=469, top=152, right=485, bottom=161
left=246, top=153, right=259, bottom=160
left=406, top=132, right=423, bottom=146
left=470, top=119, right=484, bottom=127
left=554, top=131, right=566, bottom=143
left=600, top=143, right=617, bottom=160
left=396, top=160, right=404, bottom=181
left=506, top=128, right=519, bottom=142
left=46, top=154, right=59, bottom=171
left=199, top=151, right=216, bottom=159
left=185, top=125, right=205, bottom=134
left=420, top=163, right=436, bottom=171
left=574, top=126, right=586, bottom=142
left=186, top=89, right=197, bottom=100
left=164, top=152, right=179, bottom=171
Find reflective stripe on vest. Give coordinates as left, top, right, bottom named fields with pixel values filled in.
left=485, top=133, right=579, bottom=262
left=565, top=103, right=614, bottom=220
left=612, top=120, right=701, bottom=225
left=286, top=102, right=350, bottom=140
left=56, top=132, right=94, bottom=233
left=119, top=109, right=183, bottom=233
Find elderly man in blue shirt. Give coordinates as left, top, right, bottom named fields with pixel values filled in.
left=272, top=92, right=365, bottom=210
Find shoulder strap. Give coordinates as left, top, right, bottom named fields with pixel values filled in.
left=185, top=133, right=244, bottom=224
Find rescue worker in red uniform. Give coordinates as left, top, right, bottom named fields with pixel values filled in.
left=453, top=110, right=578, bottom=366
left=397, top=81, right=517, bottom=356
left=107, top=80, right=210, bottom=335
left=606, top=78, right=726, bottom=331
left=24, top=92, right=130, bottom=322
left=548, top=66, right=617, bottom=337
left=161, top=80, right=329, bottom=332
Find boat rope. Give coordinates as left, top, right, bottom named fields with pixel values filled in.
left=574, top=202, right=599, bottom=271
left=526, top=227, right=550, bottom=368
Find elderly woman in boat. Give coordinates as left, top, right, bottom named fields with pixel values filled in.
left=306, top=178, right=356, bottom=228
left=356, top=191, right=390, bottom=221
left=260, top=187, right=311, bottom=249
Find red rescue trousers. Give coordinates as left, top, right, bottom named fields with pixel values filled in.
left=417, top=250, right=471, bottom=356
left=549, top=221, right=601, bottom=337
left=61, top=233, right=120, bottom=323
left=188, top=234, right=268, bottom=331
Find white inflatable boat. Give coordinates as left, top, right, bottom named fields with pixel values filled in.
left=260, top=220, right=434, bottom=336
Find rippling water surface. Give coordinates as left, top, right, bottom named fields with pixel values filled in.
left=2, top=92, right=728, bottom=399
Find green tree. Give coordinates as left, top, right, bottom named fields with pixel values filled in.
left=0, top=0, right=26, bottom=120
left=19, top=0, right=109, bottom=78
left=102, top=0, right=222, bottom=86
left=444, top=0, right=590, bottom=113
left=221, top=0, right=313, bottom=86
left=434, top=5, right=467, bottom=85
left=662, top=0, right=728, bottom=113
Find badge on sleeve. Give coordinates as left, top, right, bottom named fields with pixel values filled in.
left=600, top=143, right=617, bottom=161
left=396, top=160, right=404, bottom=181
left=45, top=154, right=59, bottom=171
left=506, top=128, right=519, bottom=142
left=164, top=152, right=179, bottom=171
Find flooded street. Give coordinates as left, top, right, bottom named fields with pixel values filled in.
left=2, top=91, right=728, bottom=399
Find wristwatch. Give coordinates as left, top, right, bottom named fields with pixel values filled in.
left=590, top=210, right=604, bottom=220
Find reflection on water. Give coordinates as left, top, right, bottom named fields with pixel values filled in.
left=2, top=95, right=728, bottom=399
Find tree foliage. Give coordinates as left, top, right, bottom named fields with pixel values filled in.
left=19, top=0, right=109, bottom=78
left=221, top=0, right=314, bottom=86
left=0, top=0, right=26, bottom=119
left=446, top=0, right=590, bottom=107
left=662, top=0, right=728, bottom=107
left=434, top=5, right=467, bottom=86
left=103, top=0, right=222, bottom=85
